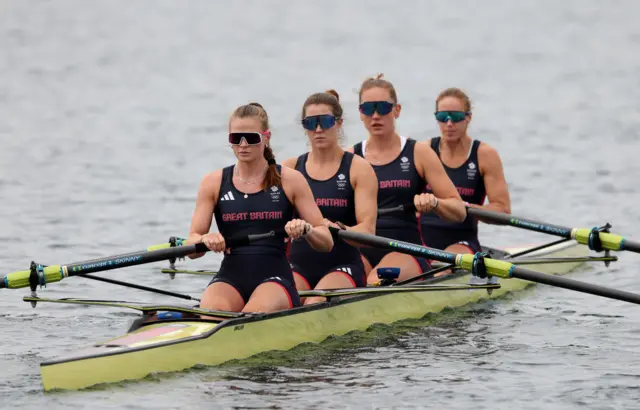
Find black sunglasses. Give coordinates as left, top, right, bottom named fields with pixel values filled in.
left=228, top=132, right=263, bottom=145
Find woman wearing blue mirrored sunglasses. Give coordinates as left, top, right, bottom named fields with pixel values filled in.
left=348, top=74, right=467, bottom=285
left=421, top=88, right=511, bottom=261
left=283, top=89, right=378, bottom=305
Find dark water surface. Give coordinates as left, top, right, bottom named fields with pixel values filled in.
left=1, top=1, right=640, bottom=409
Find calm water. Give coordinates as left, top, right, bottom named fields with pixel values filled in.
left=1, top=0, right=640, bottom=408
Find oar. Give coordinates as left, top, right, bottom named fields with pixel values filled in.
left=299, top=282, right=500, bottom=298
left=466, top=207, right=640, bottom=254
left=161, top=268, right=218, bottom=276
left=329, top=228, right=640, bottom=305
left=378, top=204, right=414, bottom=216
left=1, top=231, right=283, bottom=290
left=506, top=256, right=618, bottom=265
left=79, top=274, right=200, bottom=302
left=378, top=203, right=615, bottom=286
left=22, top=296, right=248, bottom=318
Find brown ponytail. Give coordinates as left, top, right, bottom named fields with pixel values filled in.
left=230, top=102, right=282, bottom=190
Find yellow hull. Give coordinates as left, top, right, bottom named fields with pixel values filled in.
left=40, top=241, right=589, bottom=391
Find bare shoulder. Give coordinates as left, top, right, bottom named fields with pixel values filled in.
left=477, top=141, right=503, bottom=164
left=196, top=169, right=223, bottom=203
left=414, top=140, right=439, bottom=160
left=280, top=165, right=305, bottom=185
left=350, top=153, right=376, bottom=177
left=281, top=156, right=299, bottom=169
left=201, top=169, right=223, bottom=189
left=345, top=145, right=355, bottom=153
left=280, top=166, right=309, bottom=202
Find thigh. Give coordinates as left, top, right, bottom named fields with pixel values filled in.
left=304, top=271, right=358, bottom=306
left=292, top=271, right=311, bottom=305
left=361, top=254, right=373, bottom=276
left=292, top=271, right=312, bottom=291
left=200, top=281, right=245, bottom=312
left=243, top=281, right=298, bottom=313
left=367, top=252, right=424, bottom=284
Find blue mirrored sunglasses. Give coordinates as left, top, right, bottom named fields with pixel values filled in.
left=302, top=114, right=337, bottom=131
left=434, top=111, right=469, bottom=123
left=359, top=101, right=394, bottom=116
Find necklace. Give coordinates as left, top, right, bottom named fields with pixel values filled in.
left=234, top=165, right=267, bottom=198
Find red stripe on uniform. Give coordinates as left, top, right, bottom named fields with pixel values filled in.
left=271, top=281, right=294, bottom=308
left=329, top=270, right=357, bottom=287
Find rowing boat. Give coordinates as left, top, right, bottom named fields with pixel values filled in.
left=4, top=208, right=639, bottom=392
left=35, top=239, right=589, bottom=391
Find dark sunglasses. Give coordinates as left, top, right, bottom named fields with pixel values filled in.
left=359, top=101, right=394, bottom=117
left=301, top=115, right=338, bottom=131
left=434, top=111, right=469, bottom=123
left=228, top=132, right=263, bottom=145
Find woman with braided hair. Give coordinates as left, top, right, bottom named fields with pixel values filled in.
left=188, top=102, right=334, bottom=313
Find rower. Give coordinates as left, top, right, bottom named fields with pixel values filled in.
left=349, top=74, right=466, bottom=284
left=420, top=88, right=511, bottom=255
left=283, top=90, right=378, bottom=304
left=187, top=102, right=334, bottom=313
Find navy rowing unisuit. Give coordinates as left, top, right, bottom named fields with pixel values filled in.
left=420, top=137, right=486, bottom=253
left=353, top=137, right=431, bottom=272
left=208, top=164, right=300, bottom=306
left=289, top=152, right=366, bottom=288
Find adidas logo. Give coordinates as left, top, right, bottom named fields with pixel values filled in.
left=220, top=191, right=235, bottom=201
left=336, top=267, right=353, bottom=276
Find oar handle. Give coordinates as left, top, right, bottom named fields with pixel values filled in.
left=1, top=230, right=283, bottom=290
left=378, top=203, right=417, bottom=216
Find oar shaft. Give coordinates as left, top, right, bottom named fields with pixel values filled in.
left=331, top=229, right=458, bottom=265
left=467, top=207, right=572, bottom=237
left=81, top=274, right=199, bottom=301
left=622, top=238, right=640, bottom=253
left=510, top=266, right=640, bottom=305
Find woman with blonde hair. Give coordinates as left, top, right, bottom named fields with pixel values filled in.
left=349, top=75, right=466, bottom=284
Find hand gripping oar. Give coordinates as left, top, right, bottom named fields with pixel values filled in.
left=328, top=228, right=640, bottom=306
left=466, top=207, right=640, bottom=254
left=0, top=231, right=283, bottom=290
